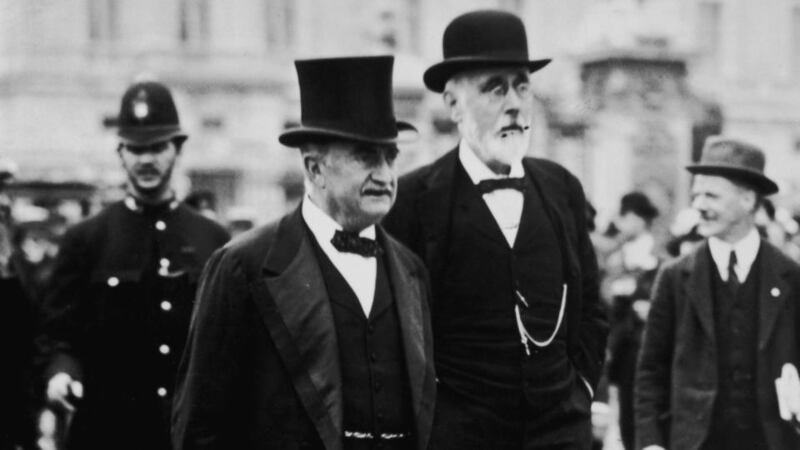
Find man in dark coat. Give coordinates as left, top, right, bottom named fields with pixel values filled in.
left=38, top=80, right=230, bottom=450
left=0, top=161, right=36, bottom=450
left=172, top=56, right=435, bottom=450
left=635, top=137, right=800, bottom=450
left=383, top=10, right=608, bottom=450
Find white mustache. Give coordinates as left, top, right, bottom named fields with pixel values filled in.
left=499, top=125, right=530, bottom=138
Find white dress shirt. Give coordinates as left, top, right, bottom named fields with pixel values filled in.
left=301, top=197, right=377, bottom=316
left=458, top=140, right=525, bottom=247
left=708, top=227, right=761, bottom=282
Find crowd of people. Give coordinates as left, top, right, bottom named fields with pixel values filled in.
left=2, top=8, right=800, bottom=450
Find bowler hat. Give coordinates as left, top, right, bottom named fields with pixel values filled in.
left=279, top=55, right=416, bottom=147
left=117, top=81, right=187, bottom=146
left=686, top=136, right=778, bottom=195
left=423, top=9, right=551, bottom=93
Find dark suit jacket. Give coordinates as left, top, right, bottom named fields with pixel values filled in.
left=172, top=207, right=436, bottom=450
left=635, top=240, right=800, bottom=450
left=383, top=148, right=607, bottom=393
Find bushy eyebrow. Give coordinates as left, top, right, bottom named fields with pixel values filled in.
left=477, top=70, right=530, bottom=92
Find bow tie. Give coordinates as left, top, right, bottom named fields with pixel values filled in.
left=476, top=177, right=527, bottom=194
left=331, top=230, right=382, bottom=257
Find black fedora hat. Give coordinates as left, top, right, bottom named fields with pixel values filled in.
left=117, top=81, right=187, bottom=146
left=686, top=136, right=778, bottom=195
left=423, top=9, right=551, bottom=93
left=279, top=55, right=416, bottom=147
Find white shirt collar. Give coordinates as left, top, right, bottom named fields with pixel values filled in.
left=301, top=195, right=376, bottom=245
left=708, top=227, right=761, bottom=282
left=458, top=140, right=524, bottom=184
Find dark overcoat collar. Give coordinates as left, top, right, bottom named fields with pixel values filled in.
left=682, top=240, right=792, bottom=350
left=252, top=207, right=429, bottom=450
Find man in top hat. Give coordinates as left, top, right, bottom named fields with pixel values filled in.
left=172, top=56, right=435, bottom=450
left=38, top=80, right=230, bottom=450
left=635, top=136, right=800, bottom=449
left=383, top=9, right=608, bottom=450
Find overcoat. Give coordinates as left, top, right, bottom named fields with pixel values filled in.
left=383, top=148, right=608, bottom=392
left=635, top=240, right=800, bottom=450
left=38, top=200, right=230, bottom=450
left=172, top=207, right=436, bottom=450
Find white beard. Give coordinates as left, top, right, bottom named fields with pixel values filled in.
left=463, top=124, right=530, bottom=169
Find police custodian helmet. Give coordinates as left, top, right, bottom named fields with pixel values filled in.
left=117, top=81, right=188, bottom=146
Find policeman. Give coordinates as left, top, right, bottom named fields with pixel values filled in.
left=38, top=80, right=230, bottom=450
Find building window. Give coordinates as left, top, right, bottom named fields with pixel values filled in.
left=498, top=0, right=523, bottom=15
left=88, top=0, right=118, bottom=43
left=265, top=0, right=295, bottom=52
left=696, top=1, right=722, bottom=67
left=180, top=0, right=210, bottom=47
left=371, top=0, right=422, bottom=53
left=792, top=6, right=800, bottom=78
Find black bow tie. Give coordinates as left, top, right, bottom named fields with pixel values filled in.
left=476, top=177, right=527, bottom=194
left=331, top=230, right=382, bottom=257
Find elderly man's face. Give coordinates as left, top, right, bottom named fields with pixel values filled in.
left=691, top=174, right=756, bottom=242
left=310, top=141, right=398, bottom=231
left=445, top=66, right=533, bottom=174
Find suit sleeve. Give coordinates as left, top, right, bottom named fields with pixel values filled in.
left=172, top=247, right=250, bottom=450
left=634, top=264, right=676, bottom=449
left=568, top=174, right=609, bottom=391
left=37, top=225, right=91, bottom=382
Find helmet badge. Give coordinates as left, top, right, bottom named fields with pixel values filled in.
left=132, top=89, right=149, bottom=120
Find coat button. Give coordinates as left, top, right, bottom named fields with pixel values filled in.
left=160, top=300, right=172, bottom=311
left=159, top=344, right=170, bottom=355
left=370, top=353, right=377, bottom=362
left=107, top=277, right=119, bottom=287
left=157, top=387, right=167, bottom=397
left=155, top=220, right=166, bottom=231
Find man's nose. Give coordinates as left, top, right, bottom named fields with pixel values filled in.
left=371, top=155, right=394, bottom=182
left=137, top=151, right=157, bottom=163
left=503, top=87, right=523, bottom=111
left=691, top=196, right=706, bottom=211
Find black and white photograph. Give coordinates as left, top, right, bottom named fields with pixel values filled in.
left=1, top=1, right=800, bottom=449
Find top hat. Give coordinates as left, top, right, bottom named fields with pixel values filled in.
left=686, top=136, right=778, bottom=195
left=423, top=9, right=551, bottom=93
left=279, top=55, right=416, bottom=147
left=117, top=81, right=187, bottom=146
left=620, top=192, right=659, bottom=221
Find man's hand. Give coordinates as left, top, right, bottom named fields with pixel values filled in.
left=46, top=373, right=83, bottom=412
left=776, top=363, right=800, bottom=433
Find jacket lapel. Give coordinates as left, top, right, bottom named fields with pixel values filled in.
left=684, top=243, right=716, bottom=341
left=253, top=208, right=343, bottom=449
left=756, top=242, right=791, bottom=350
left=378, top=226, right=433, bottom=447
left=415, top=148, right=458, bottom=282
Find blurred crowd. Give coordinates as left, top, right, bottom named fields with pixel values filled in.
left=7, top=158, right=800, bottom=449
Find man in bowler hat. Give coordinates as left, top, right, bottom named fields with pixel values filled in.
left=38, top=80, right=230, bottom=450
left=383, top=9, right=608, bottom=449
left=636, top=136, right=800, bottom=449
left=172, top=56, right=435, bottom=450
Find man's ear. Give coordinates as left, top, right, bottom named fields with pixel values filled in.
left=303, top=153, right=325, bottom=189
left=443, top=90, right=462, bottom=123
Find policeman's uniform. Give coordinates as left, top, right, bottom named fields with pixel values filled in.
left=39, top=81, right=230, bottom=450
